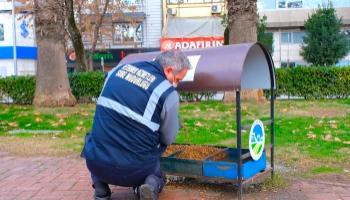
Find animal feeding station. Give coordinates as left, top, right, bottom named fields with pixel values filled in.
left=119, top=43, right=276, bottom=199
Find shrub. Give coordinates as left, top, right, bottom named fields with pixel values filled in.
left=0, top=76, right=35, bottom=104
left=69, top=71, right=105, bottom=102
left=301, top=6, right=350, bottom=66
left=1, top=67, right=350, bottom=105
left=272, top=66, right=350, bottom=99
left=0, top=71, right=105, bottom=104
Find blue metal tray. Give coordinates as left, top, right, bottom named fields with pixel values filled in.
left=203, top=148, right=266, bottom=180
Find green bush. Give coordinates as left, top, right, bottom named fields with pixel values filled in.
left=273, top=66, right=350, bottom=99
left=69, top=71, right=105, bottom=102
left=0, top=76, right=35, bottom=104
left=301, top=6, right=350, bottom=66
left=1, top=67, right=350, bottom=105
left=0, top=71, right=105, bottom=104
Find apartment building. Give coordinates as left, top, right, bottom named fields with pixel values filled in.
left=258, top=0, right=350, bottom=67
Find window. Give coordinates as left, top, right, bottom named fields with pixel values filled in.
left=168, top=0, right=224, bottom=4
left=0, top=24, right=4, bottom=41
left=259, top=0, right=277, bottom=9
left=281, top=32, right=291, bottom=43
left=281, top=62, right=295, bottom=68
left=123, top=0, right=142, bottom=5
left=260, top=0, right=349, bottom=10
left=278, top=0, right=286, bottom=8
left=287, top=0, right=302, bottom=8
left=278, top=0, right=302, bottom=8
left=114, top=23, right=142, bottom=44
left=281, top=31, right=306, bottom=44
left=293, top=32, right=306, bottom=43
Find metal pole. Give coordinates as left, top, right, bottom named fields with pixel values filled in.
left=279, top=29, right=282, bottom=68
left=101, top=57, right=104, bottom=72
left=12, top=0, right=17, bottom=75
left=270, top=87, right=275, bottom=177
left=236, top=90, right=242, bottom=200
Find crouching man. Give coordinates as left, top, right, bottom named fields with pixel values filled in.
left=82, top=50, right=191, bottom=200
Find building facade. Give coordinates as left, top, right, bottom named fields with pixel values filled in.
left=84, top=0, right=162, bottom=49
left=163, top=0, right=226, bottom=23
left=0, top=1, right=37, bottom=77
left=161, top=0, right=225, bottom=51
left=0, top=0, right=164, bottom=75
left=162, top=0, right=350, bottom=67
left=75, top=0, right=164, bottom=70
left=258, top=0, right=350, bottom=67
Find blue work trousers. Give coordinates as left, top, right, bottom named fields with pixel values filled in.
left=86, top=159, right=164, bottom=197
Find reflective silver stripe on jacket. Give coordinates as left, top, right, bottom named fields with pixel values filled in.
left=97, top=80, right=172, bottom=132
left=97, top=96, right=160, bottom=131
left=143, top=80, right=172, bottom=120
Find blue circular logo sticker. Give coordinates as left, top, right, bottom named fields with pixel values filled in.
left=249, top=120, right=265, bottom=161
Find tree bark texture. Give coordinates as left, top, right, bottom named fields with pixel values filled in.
left=33, top=0, right=76, bottom=107
left=225, top=0, right=265, bottom=102
left=65, top=0, right=87, bottom=72
left=227, top=0, right=258, bottom=43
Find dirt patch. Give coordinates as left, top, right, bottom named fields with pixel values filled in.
left=0, top=136, right=80, bottom=157
left=307, top=173, right=350, bottom=185
left=272, top=146, right=319, bottom=173
left=282, top=106, right=350, bottom=118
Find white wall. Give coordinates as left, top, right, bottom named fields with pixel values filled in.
left=142, top=0, right=162, bottom=48
left=0, top=60, right=36, bottom=76
left=0, top=13, right=35, bottom=47
left=15, top=15, right=36, bottom=46
left=272, top=31, right=307, bottom=68
left=0, top=12, right=36, bottom=77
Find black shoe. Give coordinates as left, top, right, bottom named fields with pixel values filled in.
left=139, top=184, right=157, bottom=200
left=93, top=194, right=111, bottom=200
left=133, top=186, right=140, bottom=199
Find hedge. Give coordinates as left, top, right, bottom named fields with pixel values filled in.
left=274, top=66, right=350, bottom=99
left=0, top=76, right=35, bottom=104
left=0, top=66, right=349, bottom=104
left=69, top=71, right=105, bottom=102
left=0, top=72, right=105, bottom=104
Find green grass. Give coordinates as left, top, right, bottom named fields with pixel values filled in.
left=311, top=166, right=343, bottom=174
left=0, top=104, right=94, bottom=137
left=0, top=99, right=350, bottom=173
left=260, top=173, right=287, bottom=190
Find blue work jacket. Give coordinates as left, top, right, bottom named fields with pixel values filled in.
left=84, top=61, right=175, bottom=169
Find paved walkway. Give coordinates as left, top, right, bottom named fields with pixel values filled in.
left=0, top=152, right=349, bottom=200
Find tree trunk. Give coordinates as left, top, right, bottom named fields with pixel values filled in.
left=33, top=0, right=76, bottom=107
left=65, top=0, right=87, bottom=72
left=227, top=0, right=258, bottom=43
left=87, top=52, right=94, bottom=71
left=224, top=0, right=265, bottom=102
left=87, top=0, right=110, bottom=71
